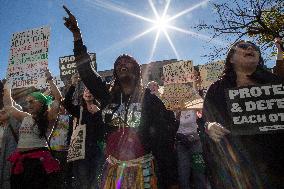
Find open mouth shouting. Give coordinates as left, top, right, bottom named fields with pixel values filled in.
left=120, top=67, right=128, bottom=72
left=244, top=51, right=255, bottom=57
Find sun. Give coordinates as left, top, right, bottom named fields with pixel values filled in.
left=89, top=0, right=216, bottom=61
left=154, top=16, right=170, bottom=32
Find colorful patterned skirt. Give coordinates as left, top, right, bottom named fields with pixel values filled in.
left=101, top=153, right=157, bottom=189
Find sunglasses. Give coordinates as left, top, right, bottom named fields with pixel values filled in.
left=236, top=43, right=258, bottom=50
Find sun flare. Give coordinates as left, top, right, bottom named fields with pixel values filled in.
left=154, top=16, right=170, bottom=32
left=89, top=0, right=219, bottom=61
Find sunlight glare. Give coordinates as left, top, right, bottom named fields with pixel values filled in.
left=98, top=27, right=157, bottom=55
left=87, top=0, right=215, bottom=60
left=149, top=30, right=161, bottom=62
left=154, top=16, right=170, bottom=32
left=164, top=30, right=180, bottom=59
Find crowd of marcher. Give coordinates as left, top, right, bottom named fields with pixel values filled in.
left=0, top=5, right=283, bottom=189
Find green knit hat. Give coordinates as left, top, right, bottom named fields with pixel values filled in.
left=30, top=92, right=53, bottom=106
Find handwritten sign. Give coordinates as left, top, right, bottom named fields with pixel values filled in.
left=163, top=60, right=194, bottom=84
left=199, top=61, right=224, bottom=89
left=59, top=53, right=96, bottom=84
left=35, top=76, right=65, bottom=89
left=226, top=83, right=284, bottom=135
left=161, top=83, right=200, bottom=110
left=7, top=26, right=50, bottom=89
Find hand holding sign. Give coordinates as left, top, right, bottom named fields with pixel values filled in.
left=63, top=5, right=81, bottom=39
left=206, top=122, right=230, bottom=143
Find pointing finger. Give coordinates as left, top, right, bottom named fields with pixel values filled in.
left=63, top=5, right=72, bottom=16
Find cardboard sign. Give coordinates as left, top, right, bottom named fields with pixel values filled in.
left=199, top=61, right=224, bottom=89
left=163, top=60, right=194, bottom=84
left=184, top=98, right=204, bottom=110
left=59, top=53, right=96, bottom=84
left=226, top=83, right=284, bottom=135
left=7, top=26, right=50, bottom=89
left=161, top=83, right=200, bottom=110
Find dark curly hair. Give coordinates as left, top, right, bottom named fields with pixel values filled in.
left=221, top=40, right=264, bottom=86
left=110, top=54, right=143, bottom=103
left=34, top=103, right=49, bottom=138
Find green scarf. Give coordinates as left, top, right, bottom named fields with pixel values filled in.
left=30, top=92, right=53, bottom=106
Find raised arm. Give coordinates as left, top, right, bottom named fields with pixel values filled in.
left=62, top=74, right=80, bottom=118
left=63, top=5, right=110, bottom=106
left=3, top=81, right=29, bottom=122
left=46, top=69, right=62, bottom=121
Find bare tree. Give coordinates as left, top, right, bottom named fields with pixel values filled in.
left=196, top=0, right=284, bottom=61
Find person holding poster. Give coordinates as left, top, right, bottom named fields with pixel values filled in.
left=203, top=39, right=284, bottom=189
left=62, top=74, right=105, bottom=189
left=2, top=70, right=62, bottom=189
left=63, top=6, right=179, bottom=189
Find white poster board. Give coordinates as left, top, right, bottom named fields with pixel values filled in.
left=35, top=76, right=65, bottom=89
left=6, top=26, right=50, bottom=89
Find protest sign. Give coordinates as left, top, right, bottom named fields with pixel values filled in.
left=161, top=83, right=200, bottom=110
left=7, top=26, right=50, bottom=89
left=199, top=61, right=224, bottom=89
left=35, top=76, right=64, bottom=89
left=184, top=98, right=204, bottom=110
left=226, top=83, right=284, bottom=135
left=59, top=53, right=96, bottom=84
left=163, top=60, right=194, bottom=84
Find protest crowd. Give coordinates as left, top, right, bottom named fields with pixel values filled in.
left=0, top=5, right=284, bottom=189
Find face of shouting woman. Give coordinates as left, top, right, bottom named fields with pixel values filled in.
left=26, top=96, right=43, bottom=115
left=230, top=41, right=260, bottom=73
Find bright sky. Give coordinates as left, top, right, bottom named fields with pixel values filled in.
left=0, top=0, right=277, bottom=79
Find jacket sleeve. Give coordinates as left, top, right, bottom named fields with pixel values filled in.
left=63, top=85, right=80, bottom=118
left=73, top=39, right=110, bottom=107
left=203, top=83, right=220, bottom=123
left=274, top=60, right=284, bottom=79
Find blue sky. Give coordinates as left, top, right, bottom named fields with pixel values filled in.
left=0, top=0, right=278, bottom=79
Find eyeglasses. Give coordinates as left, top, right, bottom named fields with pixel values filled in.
left=236, top=43, right=258, bottom=50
